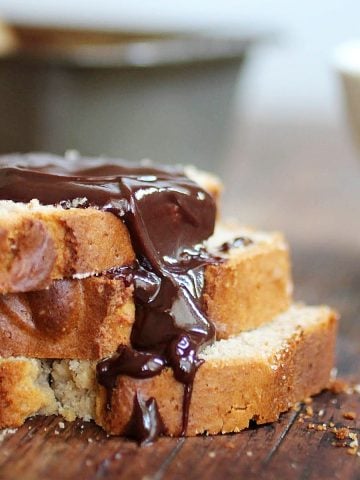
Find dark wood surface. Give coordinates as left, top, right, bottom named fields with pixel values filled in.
left=0, top=119, right=359, bottom=479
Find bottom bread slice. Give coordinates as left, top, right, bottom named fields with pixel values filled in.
left=0, top=305, right=337, bottom=436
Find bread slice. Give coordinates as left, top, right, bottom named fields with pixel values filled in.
left=0, top=225, right=291, bottom=359
left=97, top=305, right=337, bottom=436
left=0, top=167, right=221, bottom=295
left=0, top=305, right=337, bottom=434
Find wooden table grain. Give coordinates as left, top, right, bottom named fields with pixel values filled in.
left=0, top=119, right=359, bottom=479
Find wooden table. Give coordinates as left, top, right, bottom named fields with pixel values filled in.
left=0, top=120, right=359, bottom=479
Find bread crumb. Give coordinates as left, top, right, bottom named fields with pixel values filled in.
left=343, top=412, right=357, bottom=420
left=353, top=384, right=360, bottom=394
left=307, top=422, right=327, bottom=431
left=329, top=379, right=349, bottom=394
left=347, top=447, right=358, bottom=455
left=318, top=409, right=325, bottom=417
left=58, top=421, right=65, bottom=429
left=305, top=406, right=314, bottom=417
left=304, top=397, right=313, bottom=405
left=54, top=430, right=59, bottom=435
left=208, top=451, right=216, bottom=458
left=246, top=451, right=253, bottom=457
left=88, top=438, right=93, bottom=443
left=334, top=427, right=350, bottom=440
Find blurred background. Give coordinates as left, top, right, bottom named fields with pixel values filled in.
left=0, top=0, right=359, bottom=370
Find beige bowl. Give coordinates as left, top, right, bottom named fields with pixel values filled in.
left=335, top=41, right=360, bottom=153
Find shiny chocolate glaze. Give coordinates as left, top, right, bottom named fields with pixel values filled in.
left=0, top=153, right=220, bottom=443
left=125, top=394, right=166, bottom=445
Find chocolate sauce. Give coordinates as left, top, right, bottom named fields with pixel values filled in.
left=125, top=393, right=166, bottom=445
left=0, top=153, right=220, bottom=441
left=97, top=345, right=166, bottom=409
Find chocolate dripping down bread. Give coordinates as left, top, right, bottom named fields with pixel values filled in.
left=97, top=305, right=337, bottom=437
left=0, top=305, right=337, bottom=436
left=0, top=154, right=337, bottom=442
left=0, top=155, right=221, bottom=294
left=0, top=224, right=291, bottom=359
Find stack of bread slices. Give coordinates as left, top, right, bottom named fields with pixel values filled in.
left=0, top=158, right=337, bottom=438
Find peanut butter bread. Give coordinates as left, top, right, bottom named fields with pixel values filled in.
left=0, top=305, right=337, bottom=433
left=0, top=225, right=291, bottom=359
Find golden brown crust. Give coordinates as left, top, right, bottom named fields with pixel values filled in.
left=96, top=308, right=337, bottom=436
left=0, top=207, right=135, bottom=294
left=0, top=277, right=134, bottom=360
left=0, top=358, right=57, bottom=428
left=204, top=241, right=291, bottom=338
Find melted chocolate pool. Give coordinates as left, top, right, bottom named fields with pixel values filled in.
left=0, top=153, right=222, bottom=443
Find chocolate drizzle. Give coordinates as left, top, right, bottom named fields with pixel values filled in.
left=125, top=393, right=166, bottom=445
left=0, top=153, right=221, bottom=442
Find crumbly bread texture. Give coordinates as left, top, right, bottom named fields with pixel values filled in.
left=0, top=200, right=135, bottom=293
left=0, top=224, right=291, bottom=359
left=0, top=305, right=337, bottom=434
left=0, top=357, right=57, bottom=428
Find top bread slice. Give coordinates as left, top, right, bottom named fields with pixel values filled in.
left=0, top=168, right=221, bottom=294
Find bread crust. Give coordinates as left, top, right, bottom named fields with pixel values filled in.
left=96, top=307, right=337, bottom=436
left=204, top=238, right=291, bottom=338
